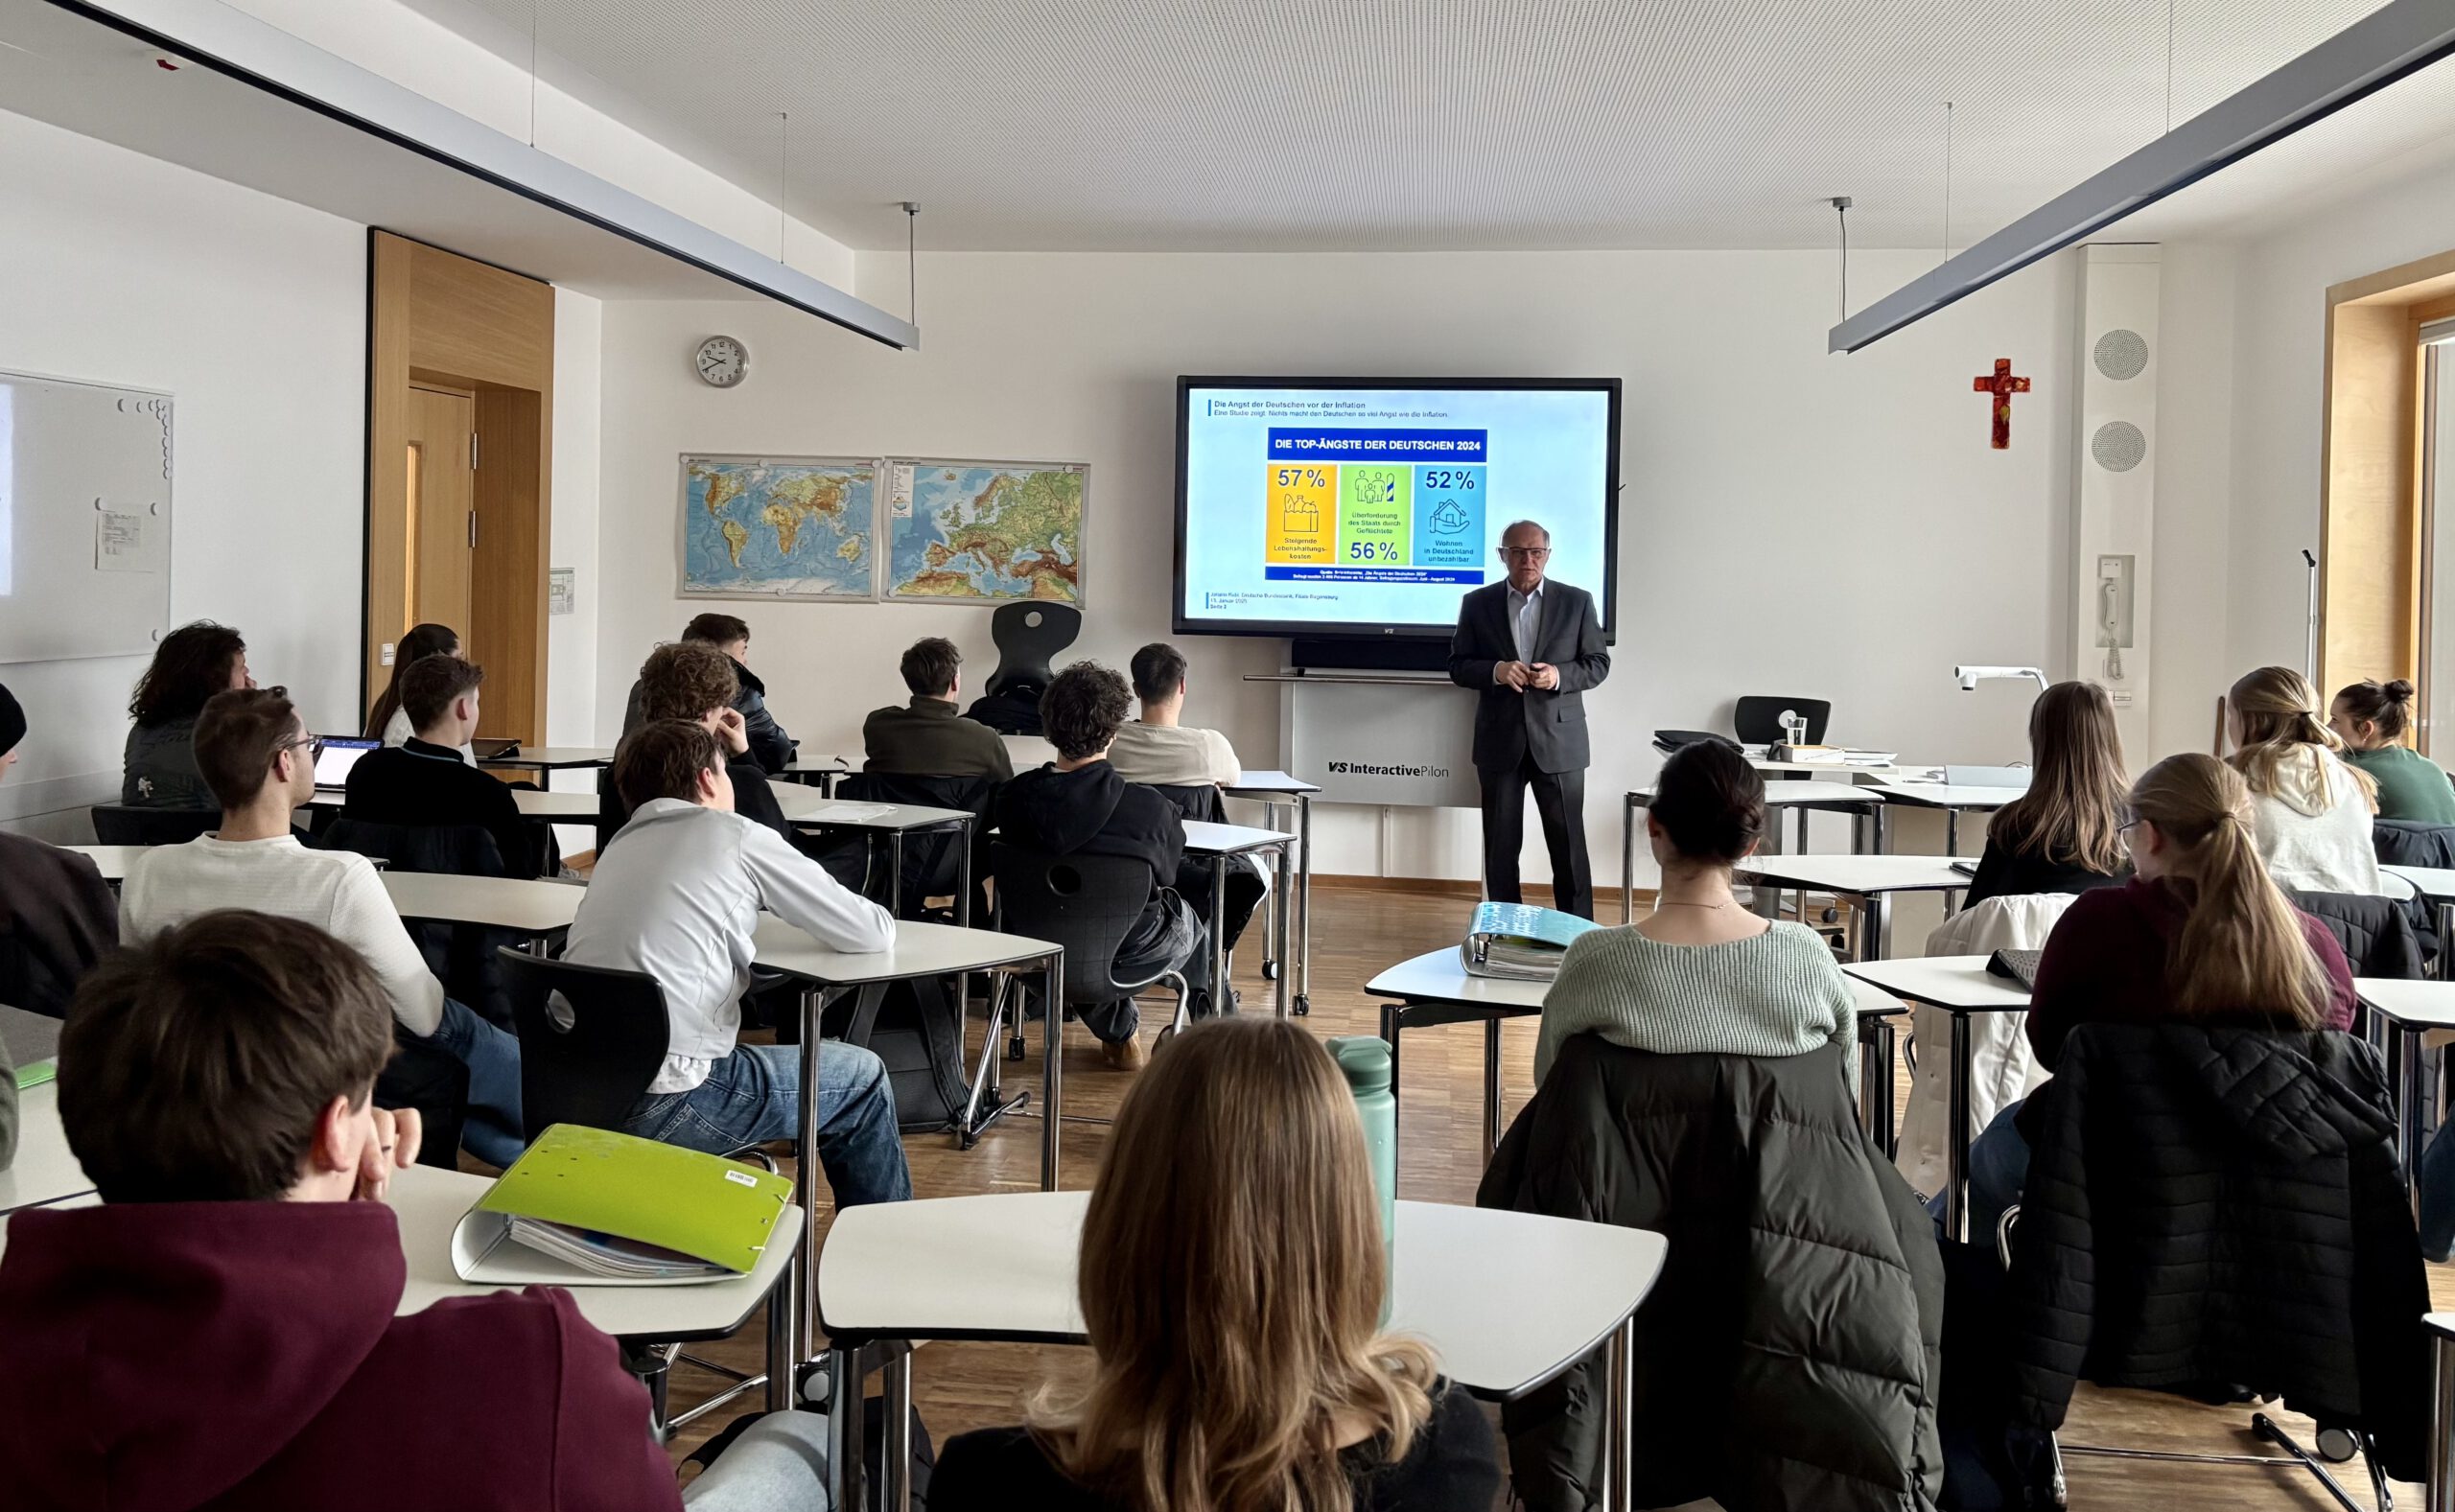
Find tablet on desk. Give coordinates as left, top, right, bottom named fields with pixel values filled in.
left=313, top=737, right=380, bottom=790
left=472, top=737, right=520, bottom=762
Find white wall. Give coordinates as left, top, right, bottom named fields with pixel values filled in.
left=549, top=285, right=603, bottom=746
left=596, top=247, right=2104, bottom=886
left=0, top=107, right=364, bottom=839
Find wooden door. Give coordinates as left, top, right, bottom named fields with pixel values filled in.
left=405, top=386, right=476, bottom=639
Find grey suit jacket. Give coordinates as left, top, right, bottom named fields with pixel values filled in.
left=1447, top=579, right=1610, bottom=774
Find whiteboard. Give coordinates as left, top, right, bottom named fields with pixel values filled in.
left=0, top=371, right=174, bottom=663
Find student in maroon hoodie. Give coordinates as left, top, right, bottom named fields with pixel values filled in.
left=0, top=910, right=686, bottom=1512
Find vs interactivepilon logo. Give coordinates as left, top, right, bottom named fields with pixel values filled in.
left=1327, top=760, right=1449, bottom=779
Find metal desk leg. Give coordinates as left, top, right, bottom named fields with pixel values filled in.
left=1622, top=792, right=1638, bottom=924
left=2440, top=901, right=2455, bottom=982
left=888, top=834, right=904, bottom=919
left=2430, top=1327, right=2455, bottom=1512
left=1945, top=1012, right=1974, bottom=1243
left=1257, top=802, right=1281, bottom=974
left=1946, top=809, right=1960, bottom=857
left=1209, top=852, right=1231, bottom=1011
left=1484, top=1016, right=1505, bottom=1160
left=833, top=1349, right=865, bottom=1512
left=2400, top=1024, right=2429, bottom=1215
left=1381, top=1001, right=1405, bottom=1153
left=1859, top=893, right=1891, bottom=963
left=955, top=822, right=975, bottom=1081
left=1042, top=950, right=1064, bottom=1190
left=1295, top=795, right=1313, bottom=1015
left=1859, top=1015, right=1898, bottom=1158
left=795, top=987, right=827, bottom=1361
left=1273, top=841, right=1294, bottom=1017
left=763, top=1259, right=797, bottom=1412
left=882, top=1349, right=914, bottom=1512
left=1605, top=1314, right=1636, bottom=1511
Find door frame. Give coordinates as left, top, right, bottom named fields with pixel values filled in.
left=364, top=230, right=553, bottom=740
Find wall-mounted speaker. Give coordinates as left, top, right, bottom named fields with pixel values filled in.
left=2070, top=245, right=2160, bottom=748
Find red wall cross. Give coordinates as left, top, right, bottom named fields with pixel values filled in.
left=1972, top=359, right=2030, bottom=450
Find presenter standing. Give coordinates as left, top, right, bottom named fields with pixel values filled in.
left=1448, top=520, right=1610, bottom=918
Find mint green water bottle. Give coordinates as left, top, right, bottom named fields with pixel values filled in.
left=1328, top=1035, right=1398, bottom=1318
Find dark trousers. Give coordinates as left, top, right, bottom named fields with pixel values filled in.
left=1479, top=752, right=1592, bottom=919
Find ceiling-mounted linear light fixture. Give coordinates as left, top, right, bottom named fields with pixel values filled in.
left=44, top=0, right=918, bottom=350
left=1830, top=0, right=2455, bottom=354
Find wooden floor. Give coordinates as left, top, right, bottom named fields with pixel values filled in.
left=664, top=883, right=2452, bottom=1510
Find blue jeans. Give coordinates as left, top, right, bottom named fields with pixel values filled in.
left=426, top=997, right=526, bottom=1169
left=623, top=1041, right=911, bottom=1207
left=1928, top=1099, right=2031, bottom=1244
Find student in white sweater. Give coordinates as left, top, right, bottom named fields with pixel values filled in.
left=563, top=719, right=909, bottom=1206
left=2225, top=665, right=2385, bottom=896
left=117, top=686, right=524, bottom=1165
left=1535, top=738, right=1857, bottom=1086
left=1108, top=641, right=1242, bottom=787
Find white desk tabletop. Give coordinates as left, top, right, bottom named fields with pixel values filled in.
left=1843, top=955, right=2031, bottom=1012
left=483, top=746, right=616, bottom=769
left=773, top=786, right=973, bottom=830
left=999, top=734, right=1060, bottom=769
left=2426, top=1311, right=2455, bottom=1340
left=1629, top=780, right=1876, bottom=806
left=2385, top=865, right=2455, bottom=901
left=1224, top=770, right=1322, bottom=796
left=391, top=1166, right=799, bottom=1339
left=0, top=1085, right=89, bottom=1213
left=752, top=916, right=1056, bottom=985
left=1182, top=820, right=1296, bottom=854
left=1736, top=853, right=1968, bottom=895
left=1864, top=782, right=2026, bottom=809
left=1365, top=948, right=1552, bottom=1011
left=2354, top=977, right=2455, bottom=1030
left=58, top=844, right=148, bottom=881
left=817, top=1191, right=1666, bottom=1400
left=381, top=872, right=584, bottom=934
left=1750, top=756, right=1907, bottom=779
left=783, top=755, right=852, bottom=775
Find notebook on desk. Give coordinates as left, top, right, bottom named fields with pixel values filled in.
left=312, top=737, right=380, bottom=790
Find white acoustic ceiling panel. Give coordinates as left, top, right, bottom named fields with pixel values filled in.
left=398, top=0, right=2436, bottom=253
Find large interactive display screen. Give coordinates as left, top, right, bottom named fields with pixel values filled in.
left=1172, top=377, right=1619, bottom=640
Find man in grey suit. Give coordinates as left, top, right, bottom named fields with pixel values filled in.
left=1447, top=519, right=1610, bottom=919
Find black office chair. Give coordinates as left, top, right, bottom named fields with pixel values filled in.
left=89, top=803, right=219, bottom=846
left=326, top=816, right=522, bottom=1028
left=834, top=771, right=995, bottom=920
left=984, top=601, right=1081, bottom=697
left=1143, top=782, right=1224, bottom=825
left=494, top=948, right=778, bottom=1433
left=1732, top=696, right=1831, bottom=747
left=990, top=843, right=1194, bottom=1066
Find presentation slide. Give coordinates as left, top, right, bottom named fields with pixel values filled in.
left=1176, top=382, right=1615, bottom=636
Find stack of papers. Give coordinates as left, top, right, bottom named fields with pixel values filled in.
left=505, top=1217, right=729, bottom=1281
left=1461, top=901, right=1604, bottom=981
left=1841, top=751, right=1900, bottom=767
left=815, top=803, right=894, bottom=823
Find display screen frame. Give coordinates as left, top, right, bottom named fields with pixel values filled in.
left=1170, top=375, right=1622, bottom=643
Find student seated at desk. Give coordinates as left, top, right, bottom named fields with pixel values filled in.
left=0, top=912, right=685, bottom=1512
left=608, top=642, right=796, bottom=845
left=2330, top=677, right=2455, bottom=825
left=995, top=663, right=1209, bottom=1068
left=1956, top=753, right=2356, bottom=1237
left=933, top=1015, right=1501, bottom=1511
left=343, top=655, right=535, bottom=875
left=1111, top=640, right=1267, bottom=962
left=1960, top=680, right=2131, bottom=908
left=565, top=720, right=908, bottom=1204
left=1535, top=738, right=1856, bottom=1087
left=119, top=687, right=525, bottom=1167
left=122, top=618, right=251, bottom=808
left=0, top=682, right=116, bottom=1018
left=364, top=621, right=475, bottom=764
left=863, top=636, right=1012, bottom=779
left=2226, top=664, right=2384, bottom=895
left=622, top=613, right=795, bottom=776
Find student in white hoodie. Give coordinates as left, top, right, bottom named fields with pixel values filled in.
left=563, top=719, right=908, bottom=1205
left=2225, top=664, right=2385, bottom=896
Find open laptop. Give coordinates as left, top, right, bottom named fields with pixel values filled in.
left=312, top=736, right=381, bottom=791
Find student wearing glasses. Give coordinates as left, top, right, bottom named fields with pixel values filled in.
left=117, top=687, right=525, bottom=1164
left=1446, top=520, right=1611, bottom=919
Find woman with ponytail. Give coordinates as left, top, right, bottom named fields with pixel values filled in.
left=1953, top=754, right=2354, bottom=1236
left=2225, top=664, right=2384, bottom=894
left=2330, top=677, right=2455, bottom=824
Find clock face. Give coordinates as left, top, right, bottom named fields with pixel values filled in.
left=695, top=336, right=748, bottom=388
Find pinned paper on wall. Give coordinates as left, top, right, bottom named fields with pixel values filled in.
left=95, top=510, right=151, bottom=571
left=549, top=568, right=575, bottom=616
left=888, top=463, right=916, bottom=517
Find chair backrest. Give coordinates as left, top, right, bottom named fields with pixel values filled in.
left=2289, top=888, right=2427, bottom=981
left=90, top=803, right=219, bottom=847
left=1141, top=782, right=1224, bottom=825
left=989, top=842, right=1157, bottom=1007
left=838, top=772, right=997, bottom=916
left=321, top=816, right=509, bottom=878
left=2373, top=818, right=2455, bottom=872
left=984, top=601, right=1081, bottom=697
left=1732, top=696, right=1831, bottom=746
left=496, top=948, right=675, bottom=1136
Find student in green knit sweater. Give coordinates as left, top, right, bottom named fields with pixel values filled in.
left=2329, top=678, right=2455, bottom=825
left=1535, top=737, right=1857, bottom=1086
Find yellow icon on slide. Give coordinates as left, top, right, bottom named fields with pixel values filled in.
left=1265, top=462, right=1335, bottom=564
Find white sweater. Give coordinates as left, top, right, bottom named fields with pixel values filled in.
left=119, top=835, right=447, bottom=1036
left=2249, top=745, right=2384, bottom=896
left=563, top=799, right=896, bottom=1092
left=1108, top=722, right=1241, bottom=787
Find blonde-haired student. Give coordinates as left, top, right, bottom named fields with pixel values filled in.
left=2226, top=665, right=2383, bottom=895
